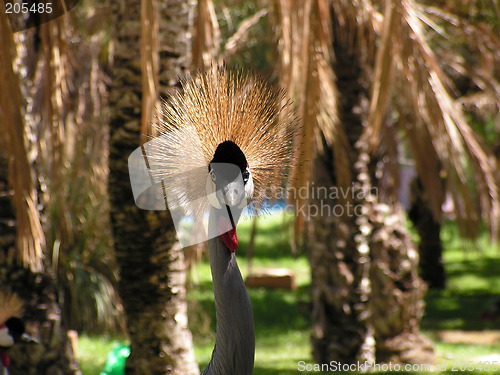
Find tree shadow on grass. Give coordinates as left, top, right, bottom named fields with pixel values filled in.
left=250, top=286, right=311, bottom=332
left=422, top=255, right=500, bottom=332
left=446, top=256, right=500, bottom=292
left=189, top=281, right=311, bottom=341
left=423, top=291, right=499, bottom=331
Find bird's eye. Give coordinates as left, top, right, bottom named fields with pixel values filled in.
left=210, top=172, right=216, bottom=182
left=242, top=169, right=250, bottom=183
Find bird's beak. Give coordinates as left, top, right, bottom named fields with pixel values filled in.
left=19, top=333, right=39, bottom=344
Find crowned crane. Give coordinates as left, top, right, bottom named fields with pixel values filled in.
left=137, top=67, right=296, bottom=375
left=201, top=140, right=255, bottom=375
left=0, top=317, right=38, bottom=375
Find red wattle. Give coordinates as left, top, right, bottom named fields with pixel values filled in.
left=221, top=228, right=238, bottom=252
left=0, top=349, right=10, bottom=368
left=218, top=216, right=238, bottom=252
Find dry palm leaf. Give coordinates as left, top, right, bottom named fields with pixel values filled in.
left=222, top=8, right=268, bottom=60
left=272, top=0, right=349, bottom=241
left=365, top=0, right=499, bottom=240
left=0, top=4, right=45, bottom=272
left=192, top=0, right=221, bottom=70
left=141, top=0, right=160, bottom=142
left=367, top=0, right=397, bottom=149
left=194, top=1, right=269, bottom=67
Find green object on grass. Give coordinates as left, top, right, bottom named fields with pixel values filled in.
left=99, top=344, right=130, bottom=375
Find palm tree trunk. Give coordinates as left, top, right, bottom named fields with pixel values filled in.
left=308, top=14, right=433, bottom=364
left=308, top=147, right=375, bottom=364
left=369, top=201, right=434, bottom=364
left=108, top=1, right=198, bottom=374
left=307, top=22, right=376, bottom=363
left=409, top=177, right=446, bottom=289
left=0, top=154, right=16, bottom=265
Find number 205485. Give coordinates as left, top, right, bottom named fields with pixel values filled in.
left=5, top=2, right=53, bottom=14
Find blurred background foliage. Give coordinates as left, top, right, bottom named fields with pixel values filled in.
left=0, top=0, right=499, bottom=373
left=36, top=1, right=123, bottom=333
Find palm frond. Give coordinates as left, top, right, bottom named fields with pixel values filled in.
left=367, top=0, right=397, bottom=149
left=141, top=0, right=160, bottom=141
left=62, top=262, right=123, bottom=332
left=396, top=95, right=445, bottom=219
left=403, top=0, right=499, bottom=240
left=23, top=3, right=122, bottom=332
left=223, top=8, right=268, bottom=59
left=192, top=0, right=221, bottom=70
left=0, top=5, right=45, bottom=272
left=366, top=0, right=499, bottom=239
left=418, top=4, right=500, bottom=105
left=330, top=0, right=379, bottom=60
left=272, top=0, right=348, bottom=240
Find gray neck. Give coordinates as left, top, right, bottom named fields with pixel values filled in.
left=201, top=210, right=255, bottom=375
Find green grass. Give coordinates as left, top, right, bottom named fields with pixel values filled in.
left=422, top=221, right=500, bottom=332
left=78, top=335, right=126, bottom=375
left=79, top=215, right=500, bottom=374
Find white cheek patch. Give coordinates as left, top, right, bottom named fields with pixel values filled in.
left=240, top=174, right=254, bottom=209
left=245, top=173, right=254, bottom=198
left=0, top=326, right=14, bottom=347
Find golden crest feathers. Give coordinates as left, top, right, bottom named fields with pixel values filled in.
left=152, top=66, right=297, bottom=209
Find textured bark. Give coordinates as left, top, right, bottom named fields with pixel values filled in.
left=0, top=155, right=16, bottom=263
left=369, top=202, right=434, bottom=364
left=308, top=21, right=375, bottom=364
left=409, top=178, right=446, bottom=289
left=158, top=0, right=194, bottom=91
left=308, top=7, right=434, bottom=365
left=108, top=1, right=198, bottom=374
left=308, top=148, right=375, bottom=365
